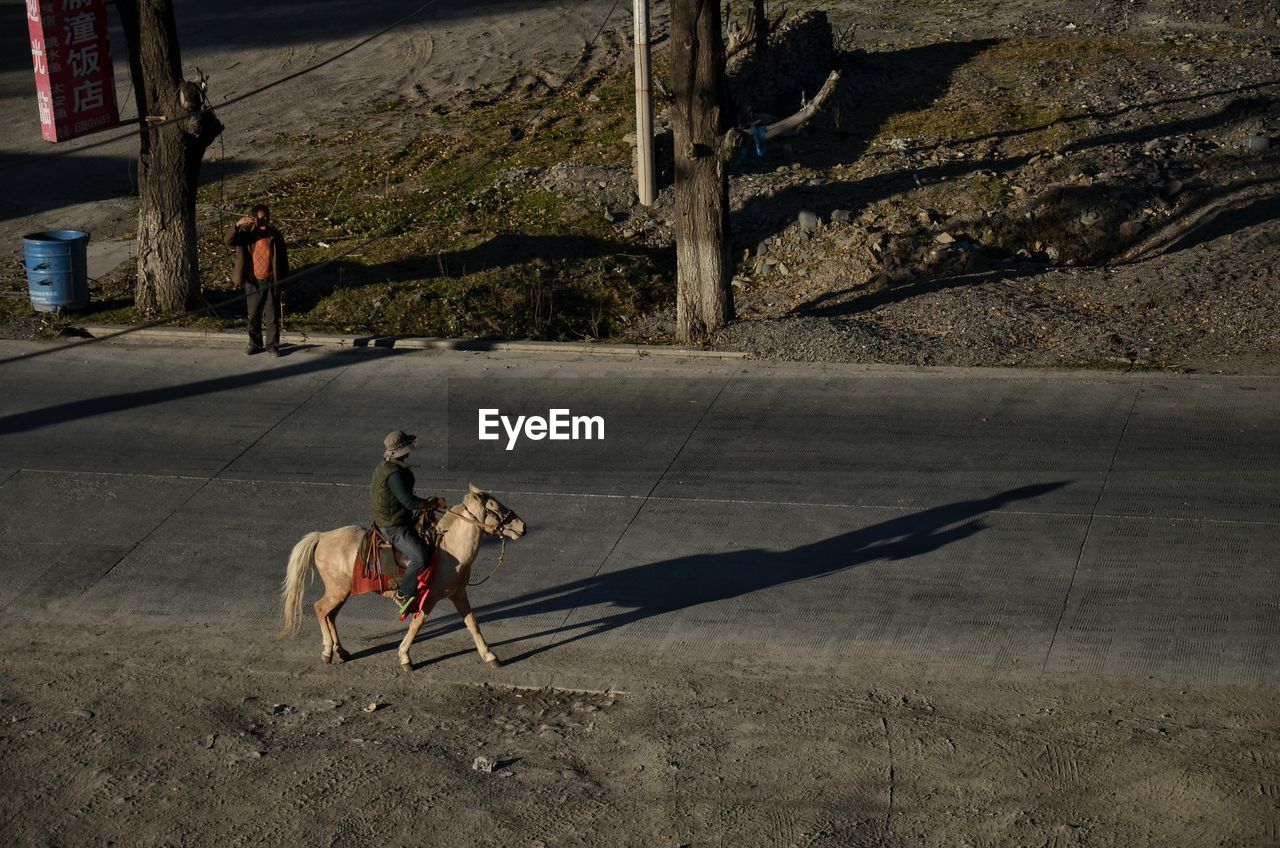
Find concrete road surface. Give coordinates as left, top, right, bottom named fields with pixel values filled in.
left=0, top=338, right=1276, bottom=686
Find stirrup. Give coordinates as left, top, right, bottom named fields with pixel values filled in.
left=396, top=592, right=415, bottom=616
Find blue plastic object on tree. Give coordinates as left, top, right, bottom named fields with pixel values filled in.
left=22, top=230, right=90, bottom=313
left=752, top=124, right=767, bottom=156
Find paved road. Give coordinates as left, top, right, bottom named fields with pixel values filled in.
left=1, top=339, right=1277, bottom=686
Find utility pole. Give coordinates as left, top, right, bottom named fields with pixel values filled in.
left=633, top=0, right=656, bottom=205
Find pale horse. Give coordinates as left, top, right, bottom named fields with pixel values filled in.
left=278, top=485, right=525, bottom=670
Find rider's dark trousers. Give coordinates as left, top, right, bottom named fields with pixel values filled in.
left=383, top=523, right=432, bottom=596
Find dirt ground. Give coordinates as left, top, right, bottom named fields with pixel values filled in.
left=1, top=612, right=1277, bottom=847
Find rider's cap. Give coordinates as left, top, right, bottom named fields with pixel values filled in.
left=383, top=430, right=417, bottom=460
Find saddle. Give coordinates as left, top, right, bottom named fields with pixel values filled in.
left=351, top=510, right=440, bottom=598
left=351, top=526, right=397, bottom=596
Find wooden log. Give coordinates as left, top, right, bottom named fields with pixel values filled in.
left=762, top=69, right=841, bottom=140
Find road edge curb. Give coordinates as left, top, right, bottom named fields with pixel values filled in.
left=75, top=325, right=751, bottom=360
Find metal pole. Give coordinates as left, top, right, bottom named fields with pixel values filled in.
left=633, top=0, right=656, bottom=206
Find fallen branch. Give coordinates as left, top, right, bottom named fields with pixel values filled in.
left=761, top=68, right=840, bottom=140
left=719, top=68, right=840, bottom=164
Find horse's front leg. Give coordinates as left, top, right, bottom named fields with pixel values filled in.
left=452, top=588, right=499, bottom=668
left=397, top=595, right=440, bottom=671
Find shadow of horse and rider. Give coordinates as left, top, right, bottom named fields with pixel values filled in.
left=359, top=481, right=1067, bottom=665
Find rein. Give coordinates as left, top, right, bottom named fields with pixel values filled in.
left=439, top=500, right=512, bottom=587
left=467, top=536, right=506, bottom=586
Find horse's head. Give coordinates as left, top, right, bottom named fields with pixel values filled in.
left=465, top=483, right=526, bottom=540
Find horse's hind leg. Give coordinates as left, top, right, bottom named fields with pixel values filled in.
left=452, top=589, right=499, bottom=668
left=327, top=597, right=351, bottom=662
left=315, top=590, right=349, bottom=664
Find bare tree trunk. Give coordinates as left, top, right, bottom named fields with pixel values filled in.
left=117, top=0, right=222, bottom=314
left=671, top=0, right=737, bottom=344
left=725, top=0, right=768, bottom=58
left=751, top=0, right=768, bottom=54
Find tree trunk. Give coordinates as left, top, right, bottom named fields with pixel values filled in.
left=671, top=0, right=736, bottom=344
left=751, top=0, right=768, bottom=54
left=117, top=0, right=222, bottom=314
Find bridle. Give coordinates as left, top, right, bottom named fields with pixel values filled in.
left=445, top=495, right=516, bottom=536
left=440, top=494, right=518, bottom=586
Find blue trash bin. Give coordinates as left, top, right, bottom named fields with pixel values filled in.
left=23, top=230, right=90, bottom=313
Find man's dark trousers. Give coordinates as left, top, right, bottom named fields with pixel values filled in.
left=245, top=278, right=279, bottom=350
left=384, top=524, right=433, bottom=596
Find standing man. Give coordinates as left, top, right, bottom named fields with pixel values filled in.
left=225, top=204, right=289, bottom=356
left=372, top=430, right=447, bottom=616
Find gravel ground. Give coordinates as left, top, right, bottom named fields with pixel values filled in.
left=714, top=210, right=1280, bottom=372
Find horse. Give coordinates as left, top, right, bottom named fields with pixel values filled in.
left=278, top=484, right=525, bottom=670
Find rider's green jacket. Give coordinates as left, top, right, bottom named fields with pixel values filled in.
left=371, top=459, right=420, bottom=528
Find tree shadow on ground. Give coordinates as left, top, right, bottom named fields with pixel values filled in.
left=1149, top=180, right=1280, bottom=256
left=730, top=89, right=1279, bottom=320
left=899, top=78, right=1280, bottom=159
left=792, top=174, right=1280, bottom=320
left=366, top=482, right=1067, bottom=664
left=649, top=39, right=999, bottom=194
left=734, top=39, right=1001, bottom=177
left=787, top=177, right=1280, bottom=321
left=0, top=347, right=401, bottom=434
left=0, top=151, right=254, bottom=223
left=736, top=89, right=1278, bottom=250
left=794, top=264, right=1048, bottom=318
left=279, top=232, right=672, bottom=314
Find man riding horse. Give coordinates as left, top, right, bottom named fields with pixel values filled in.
left=372, top=430, right=446, bottom=616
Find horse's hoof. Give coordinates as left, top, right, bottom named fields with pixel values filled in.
left=484, top=655, right=501, bottom=668
left=334, top=648, right=350, bottom=663
left=321, top=652, right=333, bottom=665
left=399, top=658, right=412, bottom=672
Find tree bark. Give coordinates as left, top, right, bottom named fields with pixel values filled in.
left=671, top=0, right=736, bottom=344
left=751, top=0, right=768, bottom=54
left=116, top=0, right=222, bottom=314
left=725, top=0, right=768, bottom=58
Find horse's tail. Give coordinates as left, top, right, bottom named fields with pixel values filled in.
left=278, top=532, right=321, bottom=639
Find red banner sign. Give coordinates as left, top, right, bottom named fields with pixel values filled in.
left=27, top=0, right=120, bottom=142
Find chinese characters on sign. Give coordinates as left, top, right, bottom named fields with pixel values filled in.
left=27, top=0, right=120, bottom=142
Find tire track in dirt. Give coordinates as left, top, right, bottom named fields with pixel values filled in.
left=763, top=808, right=801, bottom=845
left=217, top=756, right=390, bottom=847
left=1247, top=748, right=1280, bottom=844
left=1039, top=741, right=1082, bottom=784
